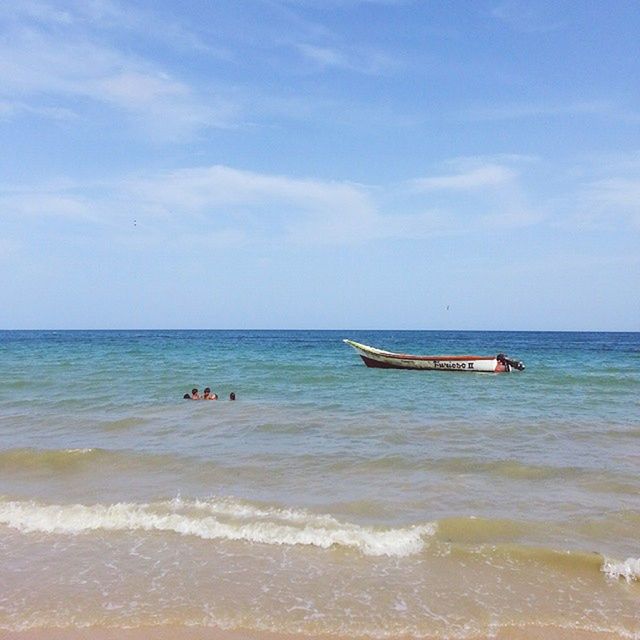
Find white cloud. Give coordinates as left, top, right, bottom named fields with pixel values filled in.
left=129, top=165, right=373, bottom=213
left=126, top=165, right=384, bottom=245
left=479, top=209, right=541, bottom=229
left=0, top=6, right=237, bottom=139
left=404, top=157, right=545, bottom=231
left=580, top=178, right=640, bottom=230
left=464, top=100, right=632, bottom=122
left=412, top=164, right=517, bottom=191
left=0, top=189, right=102, bottom=222
left=278, top=0, right=408, bottom=6
left=0, top=237, right=22, bottom=261
left=0, top=161, right=547, bottom=246
left=0, top=99, right=76, bottom=121
left=297, top=43, right=351, bottom=69
left=0, top=0, right=75, bottom=26
left=0, top=0, right=220, bottom=55
left=127, top=165, right=510, bottom=245
left=491, top=1, right=565, bottom=33
left=587, top=178, right=640, bottom=208
left=546, top=153, right=640, bottom=231
left=295, top=42, right=395, bottom=75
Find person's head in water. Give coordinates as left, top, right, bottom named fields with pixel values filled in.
left=229, top=392, right=236, bottom=401
left=203, top=387, right=217, bottom=400
left=183, top=393, right=191, bottom=400
left=191, top=388, right=200, bottom=399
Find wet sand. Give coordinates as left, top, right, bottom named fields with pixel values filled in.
left=0, top=625, right=630, bottom=640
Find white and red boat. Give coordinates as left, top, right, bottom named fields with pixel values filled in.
left=343, top=339, right=525, bottom=373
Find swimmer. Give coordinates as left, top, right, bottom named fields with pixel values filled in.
left=203, top=387, right=218, bottom=400
left=229, top=392, right=236, bottom=401
left=183, top=393, right=191, bottom=400
left=191, top=388, right=201, bottom=400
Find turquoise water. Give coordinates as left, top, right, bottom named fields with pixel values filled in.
left=1, top=330, right=639, bottom=636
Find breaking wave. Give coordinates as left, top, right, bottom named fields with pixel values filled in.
left=602, top=557, right=640, bottom=582
left=0, top=496, right=435, bottom=557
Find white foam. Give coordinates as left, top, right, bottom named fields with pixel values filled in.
left=171, top=496, right=342, bottom=527
left=0, top=497, right=435, bottom=558
left=602, top=557, right=640, bottom=582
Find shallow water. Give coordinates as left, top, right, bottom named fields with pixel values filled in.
left=0, top=330, right=639, bottom=637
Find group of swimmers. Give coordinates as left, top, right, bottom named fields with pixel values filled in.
left=184, top=388, right=236, bottom=401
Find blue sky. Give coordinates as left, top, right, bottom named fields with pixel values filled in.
left=1, top=0, right=638, bottom=330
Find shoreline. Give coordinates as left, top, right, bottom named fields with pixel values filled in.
left=0, top=626, right=632, bottom=640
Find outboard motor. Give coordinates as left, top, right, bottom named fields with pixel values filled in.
left=496, top=353, right=525, bottom=372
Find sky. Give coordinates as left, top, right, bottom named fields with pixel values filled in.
left=0, top=0, right=639, bottom=330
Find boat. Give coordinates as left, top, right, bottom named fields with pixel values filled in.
left=343, top=339, right=525, bottom=373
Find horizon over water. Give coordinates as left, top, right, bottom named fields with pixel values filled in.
left=1, top=329, right=639, bottom=638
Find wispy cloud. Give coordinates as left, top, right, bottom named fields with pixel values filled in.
left=124, top=163, right=544, bottom=244
left=276, top=0, right=409, bottom=6
left=411, top=163, right=517, bottom=191
left=8, top=153, right=636, bottom=256
left=23, top=154, right=640, bottom=250
left=588, top=178, right=640, bottom=208
left=579, top=178, right=640, bottom=230
left=128, top=165, right=372, bottom=212
left=0, top=182, right=107, bottom=223
left=0, top=2, right=238, bottom=139
left=0, top=0, right=406, bottom=140
left=0, top=99, right=76, bottom=121
left=548, top=152, right=640, bottom=231
left=0, top=0, right=222, bottom=55
left=1, top=161, right=547, bottom=247
left=126, top=165, right=381, bottom=244
left=491, top=1, right=566, bottom=33
left=0, top=0, right=75, bottom=26
left=404, top=157, right=545, bottom=231
left=295, top=42, right=396, bottom=74
left=0, top=192, right=89, bottom=219
left=463, top=100, right=621, bottom=122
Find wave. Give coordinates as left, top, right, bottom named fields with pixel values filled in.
left=0, top=447, right=195, bottom=478
left=326, top=455, right=598, bottom=481
left=430, top=517, right=638, bottom=584
left=313, top=455, right=583, bottom=481
left=0, top=496, right=435, bottom=557
left=602, top=557, right=640, bottom=582
left=450, top=541, right=605, bottom=573
left=0, top=447, right=102, bottom=472
left=100, top=416, right=150, bottom=431
left=1, top=495, right=638, bottom=588
left=434, top=516, right=530, bottom=544
left=439, top=457, right=581, bottom=480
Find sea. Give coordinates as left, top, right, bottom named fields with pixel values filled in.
left=0, top=330, right=638, bottom=638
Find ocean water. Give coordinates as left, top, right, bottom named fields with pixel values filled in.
left=0, top=330, right=639, bottom=637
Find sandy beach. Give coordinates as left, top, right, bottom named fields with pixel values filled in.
left=1, top=625, right=633, bottom=640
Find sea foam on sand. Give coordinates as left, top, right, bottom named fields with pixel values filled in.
left=602, top=557, right=640, bottom=582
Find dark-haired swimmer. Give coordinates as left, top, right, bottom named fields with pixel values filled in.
left=229, top=392, right=236, bottom=401
left=183, top=393, right=191, bottom=400
left=191, top=388, right=200, bottom=400
left=203, top=387, right=218, bottom=400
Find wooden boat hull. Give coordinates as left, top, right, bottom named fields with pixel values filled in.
left=343, top=340, right=524, bottom=373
